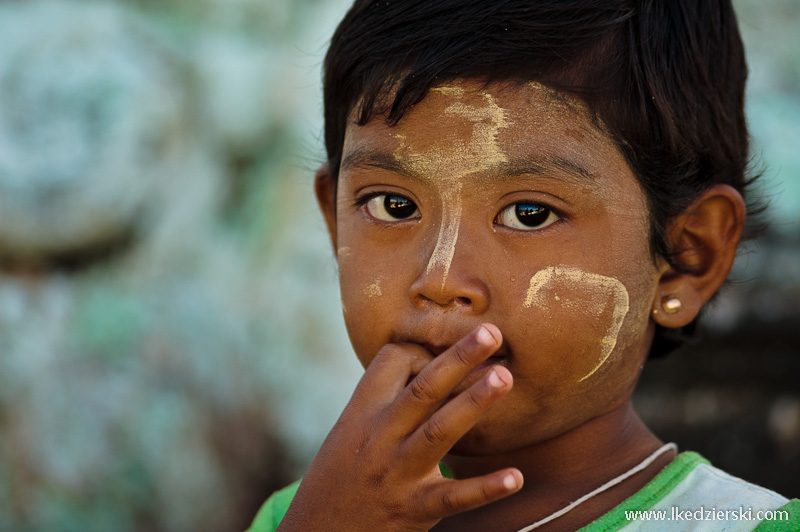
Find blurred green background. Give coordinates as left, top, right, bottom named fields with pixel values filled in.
left=0, top=1, right=797, bottom=531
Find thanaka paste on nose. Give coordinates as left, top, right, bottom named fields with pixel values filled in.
left=524, top=265, right=630, bottom=382
left=391, top=82, right=512, bottom=289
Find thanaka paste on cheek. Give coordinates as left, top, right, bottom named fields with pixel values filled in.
left=524, top=265, right=630, bottom=382
left=392, top=82, right=512, bottom=288
left=364, top=279, right=382, bottom=298
left=337, top=246, right=352, bottom=260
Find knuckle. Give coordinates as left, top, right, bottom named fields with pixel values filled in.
left=422, top=417, right=448, bottom=447
left=384, top=502, right=405, bottom=523
left=351, top=428, right=373, bottom=456
left=374, top=344, right=403, bottom=362
left=408, top=372, right=437, bottom=403
left=479, top=482, right=493, bottom=502
left=449, top=342, right=472, bottom=366
left=465, top=388, right=485, bottom=410
left=367, top=467, right=389, bottom=488
left=439, top=490, right=461, bottom=514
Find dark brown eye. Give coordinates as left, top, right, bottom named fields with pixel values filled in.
left=365, top=194, right=420, bottom=221
left=385, top=195, right=417, bottom=218
left=497, top=202, right=559, bottom=230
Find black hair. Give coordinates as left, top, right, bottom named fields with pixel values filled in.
left=322, top=0, right=760, bottom=357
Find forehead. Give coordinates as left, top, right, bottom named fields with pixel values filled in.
left=341, top=80, right=627, bottom=183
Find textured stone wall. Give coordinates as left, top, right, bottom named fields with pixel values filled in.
left=0, top=1, right=358, bottom=531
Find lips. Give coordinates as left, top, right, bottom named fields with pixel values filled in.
left=414, top=341, right=510, bottom=360
left=397, top=334, right=511, bottom=396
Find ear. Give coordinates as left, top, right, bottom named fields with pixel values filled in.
left=651, top=184, right=746, bottom=328
left=314, top=164, right=338, bottom=252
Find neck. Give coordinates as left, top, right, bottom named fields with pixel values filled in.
left=438, top=401, right=674, bottom=532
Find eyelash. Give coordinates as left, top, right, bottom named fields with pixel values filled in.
left=354, top=192, right=562, bottom=231
left=353, top=191, right=394, bottom=209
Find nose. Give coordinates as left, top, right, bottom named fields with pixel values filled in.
left=409, top=235, right=490, bottom=314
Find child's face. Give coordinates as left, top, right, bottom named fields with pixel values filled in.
left=329, top=80, right=664, bottom=454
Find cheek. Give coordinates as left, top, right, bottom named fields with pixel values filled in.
left=339, top=271, right=385, bottom=367
left=337, top=238, right=406, bottom=368
left=363, top=279, right=383, bottom=298
left=338, top=243, right=390, bottom=309
left=520, top=266, right=630, bottom=384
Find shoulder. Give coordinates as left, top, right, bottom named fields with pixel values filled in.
left=581, top=451, right=799, bottom=532
left=658, top=454, right=788, bottom=512
left=245, top=480, right=301, bottom=532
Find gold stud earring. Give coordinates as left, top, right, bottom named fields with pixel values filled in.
left=661, top=296, right=682, bottom=314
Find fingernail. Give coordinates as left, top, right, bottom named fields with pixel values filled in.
left=476, top=326, right=495, bottom=346
left=488, top=369, right=505, bottom=389
left=503, top=473, right=518, bottom=490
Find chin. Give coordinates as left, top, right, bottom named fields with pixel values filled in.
left=447, top=422, right=534, bottom=456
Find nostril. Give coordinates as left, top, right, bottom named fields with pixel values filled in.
left=414, top=293, right=433, bottom=304
left=455, top=296, right=472, bottom=306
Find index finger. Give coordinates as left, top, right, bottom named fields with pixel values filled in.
left=386, top=323, right=502, bottom=431
left=349, top=343, right=434, bottom=413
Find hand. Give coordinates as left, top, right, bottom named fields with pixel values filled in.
left=276, top=323, right=522, bottom=532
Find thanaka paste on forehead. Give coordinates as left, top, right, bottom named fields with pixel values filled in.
left=391, top=80, right=513, bottom=288
left=524, top=265, right=630, bottom=382
left=526, top=81, right=589, bottom=115
left=525, top=81, right=620, bottom=161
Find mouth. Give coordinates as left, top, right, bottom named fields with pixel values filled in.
left=417, top=340, right=510, bottom=359
left=412, top=340, right=511, bottom=395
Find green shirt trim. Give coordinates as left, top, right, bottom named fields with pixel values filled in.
left=577, top=451, right=709, bottom=532
left=752, top=499, right=800, bottom=532
left=245, top=480, right=300, bottom=532
left=247, top=453, right=800, bottom=532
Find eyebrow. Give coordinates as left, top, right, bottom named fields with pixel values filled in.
left=340, top=148, right=594, bottom=184
left=341, top=148, right=407, bottom=175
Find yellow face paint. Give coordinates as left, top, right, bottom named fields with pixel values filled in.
left=391, top=81, right=513, bottom=288
left=524, top=265, right=630, bottom=382
left=364, top=279, right=382, bottom=298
